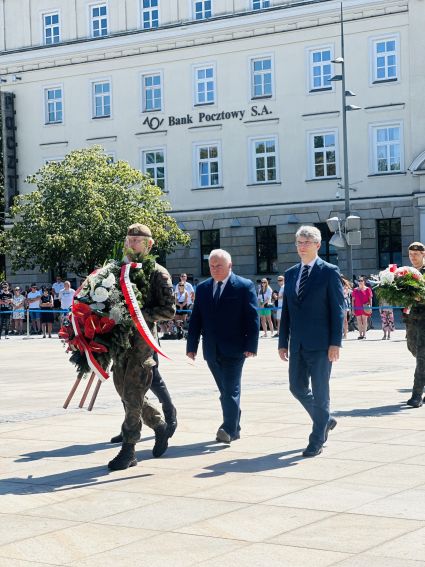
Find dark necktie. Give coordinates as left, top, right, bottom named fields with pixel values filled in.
left=298, top=265, right=310, bottom=299
left=213, top=281, right=223, bottom=306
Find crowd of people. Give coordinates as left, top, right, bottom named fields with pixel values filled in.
left=0, top=277, right=75, bottom=339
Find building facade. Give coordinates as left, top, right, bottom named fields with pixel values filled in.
left=1, top=0, right=425, bottom=284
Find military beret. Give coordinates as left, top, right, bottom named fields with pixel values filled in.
left=408, top=242, right=425, bottom=252
left=127, top=223, right=152, bottom=237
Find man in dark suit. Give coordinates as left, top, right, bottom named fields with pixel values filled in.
left=278, top=226, right=344, bottom=457
left=187, top=249, right=259, bottom=443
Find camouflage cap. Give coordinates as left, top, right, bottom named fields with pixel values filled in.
left=408, top=241, right=425, bottom=252
left=127, top=223, right=152, bottom=237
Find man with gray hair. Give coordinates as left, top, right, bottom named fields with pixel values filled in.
left=187, top=249, right=259, bottom=443
left=278, top=225, right=344, bottom=457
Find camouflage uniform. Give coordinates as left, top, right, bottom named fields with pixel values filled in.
left=112, top=263, right=176, bottom=444
left=404, top=265, right=425, bottom=403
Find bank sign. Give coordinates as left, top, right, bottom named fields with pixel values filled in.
left=142, top=104, right=273, bottom=131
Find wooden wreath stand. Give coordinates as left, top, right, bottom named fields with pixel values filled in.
left=63, top=371, right=102, bottom=411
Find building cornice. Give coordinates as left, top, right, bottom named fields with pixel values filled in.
left=0, top=0, right=408, bottom=77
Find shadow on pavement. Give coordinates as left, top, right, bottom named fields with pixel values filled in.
left=195, top=448, right=304, bottom=478
left=333, top=403, right=411, bottom=418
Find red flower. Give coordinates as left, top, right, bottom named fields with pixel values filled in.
left=59, top=326, right=74, bottom=341
left=84, top=314, right=101, bottom=339
left=88, top=340, right=108, bottom=353
left=72, top=302, right=92, bottom=320
left=99, top=316, right=115, bottom=334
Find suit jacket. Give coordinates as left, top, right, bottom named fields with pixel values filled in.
left=187, top=272, right=259, bottom=360
left=278, top=257, right=344, bottom=352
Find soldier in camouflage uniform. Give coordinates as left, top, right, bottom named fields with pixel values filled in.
left=108, top=224, right=176, bottom=471
left=404, top=242, right=425, bottom=408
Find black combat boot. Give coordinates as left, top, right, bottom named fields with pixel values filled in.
left=110, top=433, right=123, bottom=443
left=164, top=407, right=178, bottom=438
left=152, top=422, right=170, bottom=458
left=108, top=443, right=137, bottom=470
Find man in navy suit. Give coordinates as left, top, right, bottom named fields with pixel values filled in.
left=187, top=249, right=259, bottom=443
left=278, top=226, right=344, bottom=457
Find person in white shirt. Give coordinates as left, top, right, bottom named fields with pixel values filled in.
left=175, top=273, right=194, bottom=307
left=275, top=275, right=285, bottom=335
left=257, top=279, right=274, bottom=338
left=27, top=283, right=42, bottom=333
left=59, top=281, right=75, bottom=322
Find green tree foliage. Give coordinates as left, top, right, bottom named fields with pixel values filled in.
left=2, top=146, right=190, bottom=276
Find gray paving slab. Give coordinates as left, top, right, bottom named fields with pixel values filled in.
left=0, top=329, right=425, bottom=566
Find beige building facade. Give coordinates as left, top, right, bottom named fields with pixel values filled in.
left=1, top=0, right=425, bottom=283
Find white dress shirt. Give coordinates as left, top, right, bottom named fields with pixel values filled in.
left=212, top=272, right=231, bottom=299
left=295, top=257, right=318, bottom=294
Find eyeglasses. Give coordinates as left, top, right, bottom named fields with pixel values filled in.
left=295, top=240, right=316, bottom=248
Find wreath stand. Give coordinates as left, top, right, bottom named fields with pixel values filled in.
left=63, top=371, right=102, bottom=411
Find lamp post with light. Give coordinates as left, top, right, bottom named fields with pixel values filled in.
left=329, top=3, right=361, bottom=281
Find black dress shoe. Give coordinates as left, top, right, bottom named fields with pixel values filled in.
left=152, top=423, right=170, bottom=458
left=302, top=444, right=323, bottom=458
left=108, top=443, right=137, bottom=470
left=324, top=417, right=337, bottom=442
left=406, top=397, right=423, bottom=408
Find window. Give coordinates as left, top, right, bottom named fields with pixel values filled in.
left=91, top=4, right=108, bottom=37
left=372, top=36, right=398, bottom=82
left=315, top=223, right=339, bottom=266
left=251, top=137, right=278, bottom=183
left=309, top=131, right=337, bottom=178
left=309, top=47, right=333, bottom=91
left=252, top=0, right=270, bottom=9
left=142, top=149, right=166, bottom=190
left=371, top=123, right=402, bottom=174
left=251, top=57, right=273, bottom=98
left=377, top=218, right=401, bottom=269
left=194, top=65, right=215, bottom=105
left=193, top=0, right=212, bottom=20
left=195, top=143, right=220, bottom=188
left=92, top=81, right=111, bottom=118
left=142, top=73, right=162, bottom=112
left=200, top=229, right=220, bottom=276
left=45, top=87, right=63, bottom=124
left=43, top=12, right=60, bottom=45
left=141, top=0, right=159, bottom=29
left=256, top=226, right=278, bottom=274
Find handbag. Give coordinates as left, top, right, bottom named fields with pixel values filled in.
left=363, top=304, right=372, bottom=316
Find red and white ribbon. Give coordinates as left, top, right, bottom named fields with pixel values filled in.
left=70, top=312, right=110, bottom=381
left=120, top=262, right=171, bottom=360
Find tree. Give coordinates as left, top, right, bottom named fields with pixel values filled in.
left=1, top=146, right=190, bottom=276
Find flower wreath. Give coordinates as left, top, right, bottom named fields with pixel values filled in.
left=60, top=254, right=168, bottom=380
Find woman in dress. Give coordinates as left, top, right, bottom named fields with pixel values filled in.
left=12, top=286, right=25, bottom=335
left=39, top=287, right=54, bottom=338
left=351, top=277, right=373, bottom=340
left=341, top=276, right=352, bottom=339
left=257, top=279, right=274, bottom=338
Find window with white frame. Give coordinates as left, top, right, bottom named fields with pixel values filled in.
left=141, top=73, right=162, bottom=112
left=193, top=0, right=212, bottom=20
left=92, top=81, right=111, bottom=118
left=372, top=36, right=398, bottom=82
left=310, top=132, right=337, bottom=178
left=252, top=138, right=278, bottom=183
left=252, top=0, right=270, bottom=9
left=141, top=0, right=159, bottom=28
left=195, top=144, right=220, bottom=188
left=251, top=57, right=273, bottom=98
left=371, top=123, right=402, bottom=173
left=43, top=12, right=60, bottom=45
left=309, top=47, right=333, bottom=91
left=45, top=87, right=63, bottom=124
left=194, top=66, right=215, bottom=105
left=142, top=149, right=166, bottom=190
left=91, top=4, right=108, bottom=37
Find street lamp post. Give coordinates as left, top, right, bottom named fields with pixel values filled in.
left=330, top=3, right=361, bottom=281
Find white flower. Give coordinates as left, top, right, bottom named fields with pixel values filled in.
left=379, top=269, right=395, bottom=284
left=91, top=302, right=106, bottom=311
left=101, top=273, right=116, bottom=289
left=91, top=286, right=109, bottom=303
left=109, top=305, right=125, bottom=323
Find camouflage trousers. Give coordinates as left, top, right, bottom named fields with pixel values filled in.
left=112, top=334, right=164, bottom=444
left=405, top=315, right=425, bottom=399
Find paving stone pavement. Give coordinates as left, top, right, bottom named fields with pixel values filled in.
left=0, top=329, right=425, bottom=566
